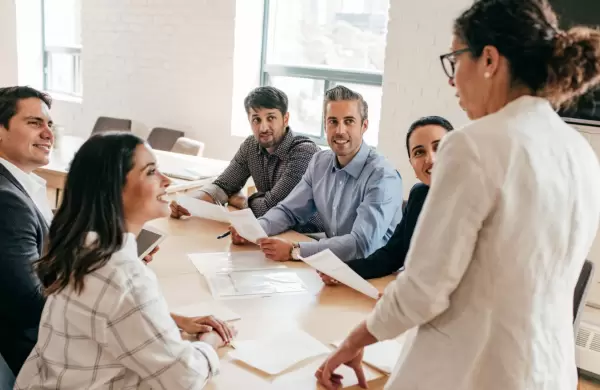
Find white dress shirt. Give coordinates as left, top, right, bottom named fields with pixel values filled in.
left=0, top=157, right=53, bottom=225
left=15, top=233, right=220, bottom=390
left=367, top=96, right=600, bottom=390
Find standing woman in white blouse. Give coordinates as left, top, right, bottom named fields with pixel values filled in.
left=15, top=132, right=235, bottom=389
left=316, top=0, right=600, bottom=389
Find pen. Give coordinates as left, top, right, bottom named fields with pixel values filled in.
left=217, top=231, right=231, bottom=239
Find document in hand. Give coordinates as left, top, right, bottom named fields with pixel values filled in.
left=176, top=195, right=229, bottom=223
left=229, top=329, right=331, bottom=375
left=300, top=249, right=380, bottom=299
left=227, top=208, right=268, bottom=243
left=331, top=339, right=403, bottom=375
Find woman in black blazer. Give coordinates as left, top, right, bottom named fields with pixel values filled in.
left=320, top=116, right=454, bottom=283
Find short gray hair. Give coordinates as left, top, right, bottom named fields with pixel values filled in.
left=323, top=85, right=368, bottom=122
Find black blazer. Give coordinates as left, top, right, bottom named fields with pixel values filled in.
left=347, top=183, right=429, bottom=279
left=0, top=164, right=48, bottom=375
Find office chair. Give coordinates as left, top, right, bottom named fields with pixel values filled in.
left=90, top=116, right=132, bottom=135
left=574, top=260, right=595, bottom=332
left=147, top=127, right=185, bottom=151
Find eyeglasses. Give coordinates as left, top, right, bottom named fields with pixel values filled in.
left=439, top=48, right=470, bottom=80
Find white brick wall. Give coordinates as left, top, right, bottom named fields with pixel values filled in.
left=57, top=0, right=244, bottom=160
left=378, top=0, right=471, bottom=197
left=0, top=0, right=18, bottom=86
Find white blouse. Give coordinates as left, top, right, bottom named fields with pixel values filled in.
left=367, top=96, right=600, bottom=390
left=15, top=233, right=219, bottom=389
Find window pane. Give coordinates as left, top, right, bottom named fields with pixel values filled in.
left=267, top=0, right=389, bottom=71
left=47, top=53, right=76, bottom=94
left=44, top=0, right=82, bottom=47
left=335, top=82, right=381, bottom=146
left=269, top=76, right=324, bottom=138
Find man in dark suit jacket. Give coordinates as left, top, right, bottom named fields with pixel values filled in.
left=0, top=86, right=54, bottom=376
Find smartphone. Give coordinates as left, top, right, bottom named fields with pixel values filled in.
left=137, top=226, right=167, bottom=259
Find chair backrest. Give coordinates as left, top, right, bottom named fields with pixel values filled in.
left=171, top=137, right=205, bottom=157
left=91, top=116, right=132, bottom=135
left=147, top=127, right=185, bottom=151
left=574, top=260, right=595, bottom=331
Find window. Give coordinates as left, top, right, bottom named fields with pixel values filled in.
left=261, top=0, right=390, bottom=146
left=42, top=0, right=82, bottom=96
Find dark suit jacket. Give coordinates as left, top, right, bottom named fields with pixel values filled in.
left=0, top=164, right=47, bottom=375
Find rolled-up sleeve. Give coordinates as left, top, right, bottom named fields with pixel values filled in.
left=298, top=167, right=402, bottom=260
left=366, top=131, right=496, bottom=341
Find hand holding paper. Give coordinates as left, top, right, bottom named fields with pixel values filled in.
left=176, top=195, right=230, bottom=223
left=301, top=249, right=380, bottom=299
left=227, top=208, right=268, bottom=243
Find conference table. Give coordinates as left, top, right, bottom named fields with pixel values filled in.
left=146, top=215, right=393, bottom=389
left=36, top=135, right=233, bottom=206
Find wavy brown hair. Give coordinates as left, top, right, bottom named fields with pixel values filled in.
left=35, top=132, right=144, bottom=295
left=454, top=0, right=600, bottom=108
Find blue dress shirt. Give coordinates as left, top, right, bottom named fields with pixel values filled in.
left=258, top=142, right=403, bottom=260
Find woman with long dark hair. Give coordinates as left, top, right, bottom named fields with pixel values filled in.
left=15, top=132, right=234, bottom=389
left=317, top=0, right=600, bottom=389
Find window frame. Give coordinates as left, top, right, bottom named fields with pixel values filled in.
left=259, top=0, right=385, bottom=145
left=41, top=0, right=83, bottom=97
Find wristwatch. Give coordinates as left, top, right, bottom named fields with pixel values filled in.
left=290, top=242, right=301, bottom=260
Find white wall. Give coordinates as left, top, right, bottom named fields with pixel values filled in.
left=0, top=0, right=18, bottom=86
left=378, top=0, right=471, bottom=197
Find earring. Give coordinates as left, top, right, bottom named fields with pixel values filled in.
left=484, top=72, right=491, bottom=79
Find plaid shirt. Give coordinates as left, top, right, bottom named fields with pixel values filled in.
left=200, top=128, right=324, bottom=232
left=15, top=233, right=219, bottom=390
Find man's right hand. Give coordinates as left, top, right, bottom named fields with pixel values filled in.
left=169, top=201, right=191, bottom=219
left=318, top=271, right=340, bottom=286
left=229, top=226, right=250, bottom=245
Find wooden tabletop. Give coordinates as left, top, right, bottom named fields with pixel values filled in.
left=145, top=215, right=600, bottom=390
left=146, top=215, right=392, bottom=389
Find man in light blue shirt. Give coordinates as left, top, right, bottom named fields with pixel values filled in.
left=230, top=86, right=403, bottom=262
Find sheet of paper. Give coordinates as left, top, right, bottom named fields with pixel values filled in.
left=301, top=249, right=380, bottom=299
left=176, top=195, right=230, bottom=223
left=331, top=339, right=403, bottom=375
left=229, top=329, right=331, bottom=375
left=227, top=208, right=267, bottom=243
left=171, top=302, right=241, bottom=322
left=205, top=269, right=307, bottom=299
left=188, top=251, right=285, bottom=276
left=270, top=356, right=383, bottom=389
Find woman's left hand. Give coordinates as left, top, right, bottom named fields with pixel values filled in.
left=142, top=246, right=160, bottom=264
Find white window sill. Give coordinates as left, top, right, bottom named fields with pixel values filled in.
left=45, top=91, right=83, bottom=104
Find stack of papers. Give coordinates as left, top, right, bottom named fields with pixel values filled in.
left=229, top=330, right=331, bottom=375
left=301, top=249, right=380, bottom=299
left=176, top=195, right=268, bottom=242
left=189, top=251, right=306, bottom=300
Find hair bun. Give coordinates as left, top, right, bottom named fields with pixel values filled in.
left=544, top=26, right=600, bottom=107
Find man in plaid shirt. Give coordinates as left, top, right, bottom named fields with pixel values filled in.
left=170, top=86, right=324, bottom=233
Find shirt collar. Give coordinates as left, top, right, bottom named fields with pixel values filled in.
left=331, top=141, right=371, bottom=179
left=85, top=232, right=139, bottom=259
left=259, top=127, right=295, bottom=159
left=0, top=157, right=47, bottom=195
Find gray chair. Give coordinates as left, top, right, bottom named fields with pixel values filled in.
left=171, top=137, right=205, bottom=157
left=90, top=116, right=132, bottom=135
left=574, top=260, right=595, bottom=332
left=147, top=127, right=185, bottom=151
